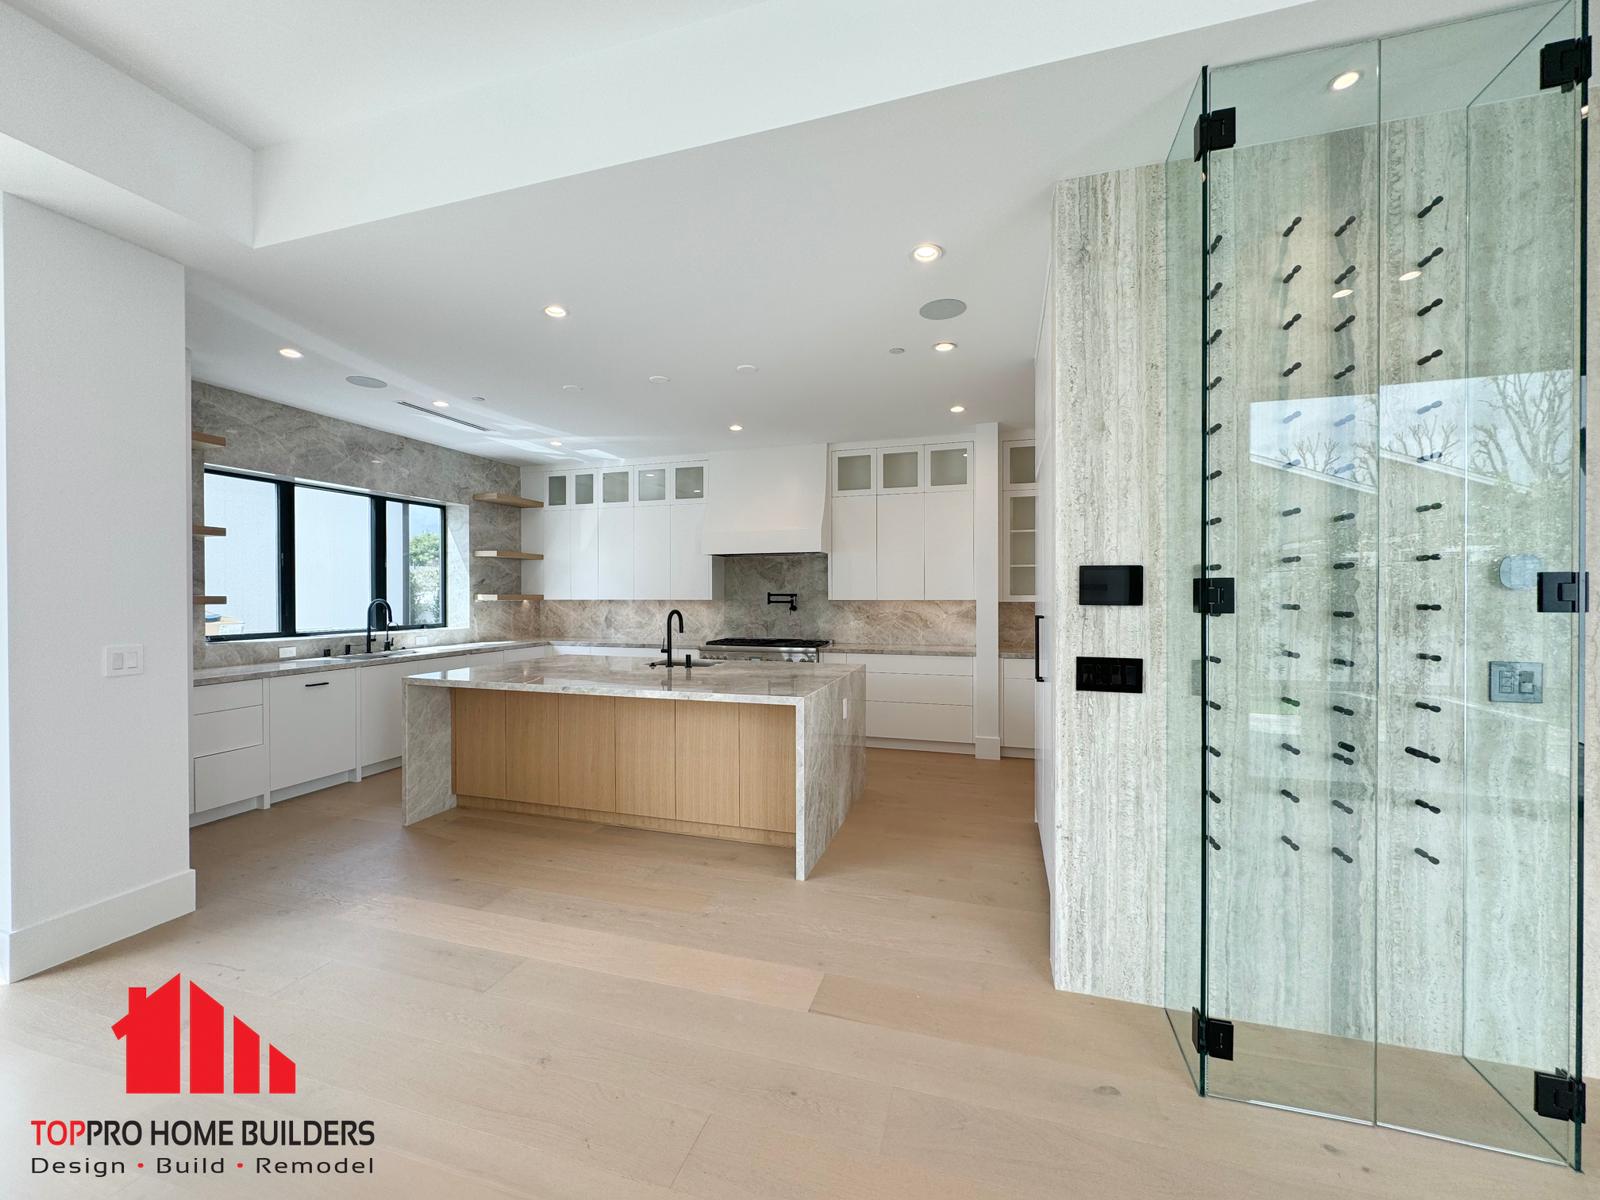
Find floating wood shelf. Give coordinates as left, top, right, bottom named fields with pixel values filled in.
left=472, top=549, right=542, bottom=560
left=471, top=492, right=543, bottom=508
left=195, top=595, right=227, bottom=605
left=193, top=525, right=226, bottom=537
left=474, top=593, right=543, bottom=602
left=192, top=431, right=227, bottom=447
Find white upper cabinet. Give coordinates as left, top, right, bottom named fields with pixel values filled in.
left=878, top=446, right=923, bottom=493
left=636, top=466, right=668, bottom=504
left=572, top=470, right=597, bottom=506
left=534, top=506, right=573, bottom=599
left=829, top=494, right=878, bottom=599
left=570, top=507, right=600, bottom=599
left=673, top=464, right=705, bottom=501
left=1002, top=438, right=1038, bottom=601
left=876, top=492, right=925, bottom=600
left=926, top=442, right=973, bottom=491
left=633, top=505, right=671, bottom=597
left=601, top=469, right=631, bottom=504
left=832, top=450, right=875, bottom=495
left=597, top=506, right=634, bottom=598
left=671, top=503, right=723, bottom=599
left=925, top=489, right=975, bottom=600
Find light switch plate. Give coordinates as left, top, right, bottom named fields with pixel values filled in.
left=103, top=644, right=144, bottom=677
left=1488, top=660, right=1542, bottom=704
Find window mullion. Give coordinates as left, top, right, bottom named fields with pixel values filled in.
left=279, top=480, right=297, bottom=637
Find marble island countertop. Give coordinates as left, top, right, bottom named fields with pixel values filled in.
left=407, top=654, right=861, bottom=705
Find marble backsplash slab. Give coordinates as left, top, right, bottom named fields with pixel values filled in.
left=999, top=601, right=1035, bottom=654
left=533, top=553, right=977, bottom=648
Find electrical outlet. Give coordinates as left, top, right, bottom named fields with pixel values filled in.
left=103, top=644, right=144, bottom=677
left=278, top=647, right=297, bottom=659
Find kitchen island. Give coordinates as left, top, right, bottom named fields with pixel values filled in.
left=401, top=655, right=866, bottom=878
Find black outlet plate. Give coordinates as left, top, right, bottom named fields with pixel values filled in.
left=1079, top=565, right=1144, bottom=606
left=1075, top=657, right=1143, bottom=694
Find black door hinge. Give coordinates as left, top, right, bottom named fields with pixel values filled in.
left=1537, top=571, right=1589, bottom=613
left=1193, top=576, right=1236, bottom=616
left=1192, top=107, right=1236, bottom=161
left=1541, top=36, right=1592, bottom=90
left=1534, top=1069, right=1586, bottom=1123
left=1191, top=1008, right=1235, bottom=1060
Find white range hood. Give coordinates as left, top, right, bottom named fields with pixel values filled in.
left=702, top=443, right=829, bottom=556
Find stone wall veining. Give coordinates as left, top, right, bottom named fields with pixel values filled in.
left=998, top=601, right=1035, bottom=654
left=532, top=553, right=976, bottom=648
left=192, top=382, right=535, bottom=666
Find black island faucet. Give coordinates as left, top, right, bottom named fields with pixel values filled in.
left=366, top=598, right=394, bottom=653
left=661, top=608, right=686, bottom=668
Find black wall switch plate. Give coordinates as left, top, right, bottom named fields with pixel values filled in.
left=1075, top=656, right=1143, bottom=693
left=1079, top=565, right=1144, bottom=606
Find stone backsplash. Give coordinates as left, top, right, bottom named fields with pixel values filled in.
left=535, top=553, right=976, bottom=648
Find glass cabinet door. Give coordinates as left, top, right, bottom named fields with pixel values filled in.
left=879, top=448, right=922, bottom=491
left=833, top=451, right=874, bottom=493
left=602, top=469, right=630, bottom=503
left=1006, top=442, right=1037, bottom=487
left=1007, top=494, right=1037, bottom=598
left=636, top=467, right=667, bottom=503
left=928, top=444, right=971, bottom=489
left=546, top=474, right=568, bottom=506
left=572, top=472, right=595, bottom=505
left=673, top=464, right=704, bottom=500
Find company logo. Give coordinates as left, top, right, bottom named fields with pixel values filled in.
left=111, top=975, right=296, bottom=1095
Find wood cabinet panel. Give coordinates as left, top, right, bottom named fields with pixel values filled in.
left=559, top=694, right=615, bottom=811
left=451, top=689, right=507, bottom=799
left=675, top=702, right=741, bottom=826
left=615, top=698, right=676, bottom=818
left=505, top=691, right=560, bottom=806
left=739, top=704, right=796, bottom=833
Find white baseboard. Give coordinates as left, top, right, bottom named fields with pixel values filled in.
left=189, top=794, right=266, bottom=827
left=1002, top=747, right=1036, bottom=759
left=1, top=868, right=196, bottom=983
left=361, top=757, right=401, bottom=777
left=973, top=735, right=1001, bottom=761
left=866, top=737, right=976, bottom=756
left=270, top=770, right=357, bottom=805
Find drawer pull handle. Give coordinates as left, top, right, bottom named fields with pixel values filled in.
left=304, top=681, right=331, bottom=688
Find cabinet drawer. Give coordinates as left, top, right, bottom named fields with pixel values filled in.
left=866, top=700, right=973, bottom=743
left=191, top=679, right=264, bottom=715
left=191, top=704, right=263, bottom=758
left=193, top=743, right=267, bottom=814
left=853, top=653, right=973, bottom=676
left=865, top=672, right=972, bottom=706
left=1002, top=656, right=1036, bottom=680
left=268, top=671, right=357, bottom=790
left=1002, top=677, right=1037, bottom=749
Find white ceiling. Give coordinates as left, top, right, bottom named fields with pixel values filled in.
left=5, top=0, right=1514, bottom=467
left=8, top=0, right=767, bottom=146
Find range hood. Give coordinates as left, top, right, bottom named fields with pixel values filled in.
left=702, top=443, right=829, bottom=556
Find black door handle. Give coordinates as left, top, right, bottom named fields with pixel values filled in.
left=304, top=680, right=330, bottom=688
left=1034, top=614, right=1045, bottom=683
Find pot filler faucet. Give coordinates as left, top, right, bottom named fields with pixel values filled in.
left=366, top=598, right=394, bottom=653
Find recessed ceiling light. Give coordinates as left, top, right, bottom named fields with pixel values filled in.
left=432, top=399, right=449, bottom=408
left=1397, top=269, right=1422, bottom=282
left=729, top=424, right=743, bottom=431
left=346, top=375, right=387, bottom=389
left=648, top=375, right=670, bottom=384
left=735, top=364, right=758, bottom=373
left=561, top=383, right=582, bottom=392
left=277, top=347, right=303, bottom=359
left=544, top=305, right=568, bottom=319
left=911, top=242, right=944, bottom=263
left=1331, top=70, right=1361, bottom=91
left=1331, top=288, right=1354, bottom=300
left=949, top=405, right=965, bottom=413
left=549, top=439, right=562, bottom=447
left=933, top=341, right=957, bottom=353
left=889, top=347, right=905, bottom=355
left=920, top=298, right=967, bottom=320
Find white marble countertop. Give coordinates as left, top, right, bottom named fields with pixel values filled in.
left=406, top=654, right=860, bottom=705
left=828, top=642, right=977, bottom=657
left=192, top=639, right=551, bottom=686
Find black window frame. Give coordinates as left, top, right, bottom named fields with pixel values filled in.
left=203, top=467, right=448, bottom=641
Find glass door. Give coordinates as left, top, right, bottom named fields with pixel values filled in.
left=1173, top=0, right=1586, bottom=1168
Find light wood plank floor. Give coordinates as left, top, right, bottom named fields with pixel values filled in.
left=3, top=749, right=1597, bottom=1198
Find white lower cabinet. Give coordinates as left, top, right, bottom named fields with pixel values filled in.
left=633, top=506, right=672, bottom=598
left=189, top=679, right=266, bottom=815
left=1002, top=657, right=1037, bottom=751
left=836, top=653, right=975, bottom=749
left=268, top=671, right=358, bottom=792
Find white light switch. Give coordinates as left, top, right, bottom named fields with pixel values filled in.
left=103, top=644, right=144, bottom=677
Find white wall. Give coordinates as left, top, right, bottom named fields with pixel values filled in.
left=0, top=195, right=193, bottom=981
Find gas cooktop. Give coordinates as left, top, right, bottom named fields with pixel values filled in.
left=703, top=637, right=831, bottom=649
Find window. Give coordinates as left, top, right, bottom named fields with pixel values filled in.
left=203, top=469, right=448, bottom=639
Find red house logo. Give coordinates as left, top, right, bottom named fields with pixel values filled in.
left=111, top=974, right=296, bottom=1095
